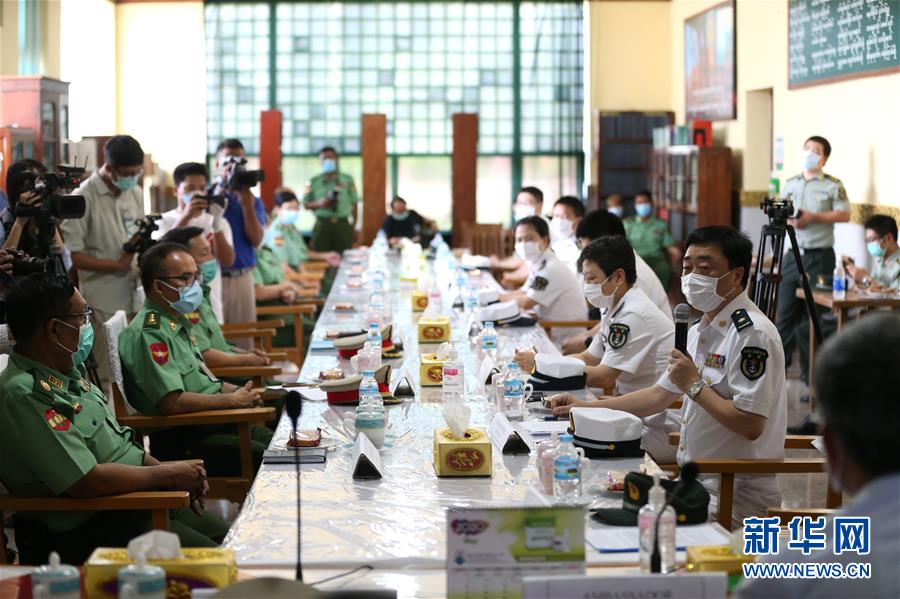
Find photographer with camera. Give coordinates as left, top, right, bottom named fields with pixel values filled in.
left=776, top=136, right=849, bottom=384
left=210, top=139, right=266, bottom=336
left=60, top=135, right=146, bottom=387
left=157, top=162, right=235, bottom=323
left=303, top=146, right=359, bottom=253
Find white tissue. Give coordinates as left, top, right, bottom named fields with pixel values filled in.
left=436, top=341, right=452, bottom=361
left=126, top=530, right=183, bottom=560
left=443, top=404, right=471, bottom=440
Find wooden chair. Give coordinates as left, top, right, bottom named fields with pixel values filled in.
left=104, top=312, right=275, bottom=503
left=462, top=224, right=506, bottom=257
left=255, top=303, right=317, bottom=366
left=667, top=432, right=842, bottom=530
left=0, top=491, right=190, bottom=565
left=537, top=320, right=600, bottom=337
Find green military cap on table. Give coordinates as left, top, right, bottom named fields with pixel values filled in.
left=591, top=471, right=710, bottom=526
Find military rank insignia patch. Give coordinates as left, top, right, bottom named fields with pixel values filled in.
left=731, top=309, right=753, bottom=332
left=168, top=320, right=178, bottom=332
left=704, top=353, right=726, bottom=369
left=740, top=347, right=768, bottom=380
left=186, top=312, right=201, bottom=325
left=274, top=237, right=285, bottom=246
left=150, top=342, right=170, bottom=365
left=144, top=312, right=160, bottom=329
left=45, top=408, right=71, bottom=432
left=47, top=374, right=64, bottom=390
left=530, top=276, right=549, bottom=291
left=607, top=323, right=630, bottom=349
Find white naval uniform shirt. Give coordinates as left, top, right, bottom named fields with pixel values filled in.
left=523, top=248, right=587, bottom=343
left=587, top=287, right=680, bottom=463
left=664, top=292, right=787, bottom=524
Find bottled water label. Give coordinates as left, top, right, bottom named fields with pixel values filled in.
left=482, top=337, right=497, bottom=350
left=503, top=378, right=523, bottom=398
left=833, top=277, right=846, bottom=292
left=554, top=455, right=580, bottom=480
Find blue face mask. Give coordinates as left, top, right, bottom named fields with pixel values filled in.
left=635, top=203, right=653, bottom=218
left=161, top=280, right=203, bottom=314
left=200, top=259, right=218, bottom=284
left=322, top=158, right=337, bottom=174
left=55, top=320, right=94, bottom=368
left=393, top=211, right=409, bottom=221
left=279, top=210, right=300, bottom=226
left=113, top=174, right=139, bottom=191
left=867, top=241, right=886, bottom=258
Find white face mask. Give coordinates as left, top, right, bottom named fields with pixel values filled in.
left=550, top=217, right=574, bottom=242
left=608, top=206, right=624, bottom=218
left=515, top=241, right=543, bottom=263
left=514, top=204, right=537, bottom=221
left=584, top=274, right=617, bottom=311
left=801, top=149, right=821, bottom=172
left=681, top=269, right=736, bottom=312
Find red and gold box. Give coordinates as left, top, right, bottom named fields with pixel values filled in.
left=433, top=427, right=492, bottom=477
left=420, top=353, right=446, bottom=387
left=411, top=290, right=429, bottom=312
left=418, top=316, right=451, bottom=343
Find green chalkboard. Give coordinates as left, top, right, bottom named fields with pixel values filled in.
left=788, top=0, right=900, bottom=89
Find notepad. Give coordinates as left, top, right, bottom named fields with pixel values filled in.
left=586, top=523, right=730, bottom=553
left=521, top=420, right=570, bottom=436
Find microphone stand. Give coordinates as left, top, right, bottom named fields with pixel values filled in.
left=285, top=391, right=304, bottom=582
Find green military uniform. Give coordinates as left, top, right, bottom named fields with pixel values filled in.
left=872, top=249, right=900, bottom=290
left=0, top=352, right=228, bottom=565
left=303, top=171, right=358, bottom=252
left=624, top=216, right=676, bottom=287
left=266, top=215, right=309, bottom=270
left=252, top=246, right=315, bottom=348
left=118, top=300, right=272, bottom=476
left=777, top=172, right=849, bottom=377
left=186, top=285, right=234, bottom=354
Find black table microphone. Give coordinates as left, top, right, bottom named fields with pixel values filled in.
left=674, top=303, right=691, bottom=357
left=284, top=390, right=304, bottom=582
left=651, top=461, right=699, bottom=574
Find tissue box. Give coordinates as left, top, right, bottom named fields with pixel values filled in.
left=84, top=548, right=236, bottom=598
left=420, top=353, right=446, bottom=386
left=418, top=316, right=451, bottom=343
left=433, top=427, right=492, bottom=477
left=686, top=545, right=755, bottom=574
left=411, top=290, right=429, bottom=312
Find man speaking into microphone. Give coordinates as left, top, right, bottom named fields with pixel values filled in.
left=552, top=226, right=787, bottom=527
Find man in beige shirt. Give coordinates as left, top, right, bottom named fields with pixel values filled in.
left=60, top=135, right=145, bottom=387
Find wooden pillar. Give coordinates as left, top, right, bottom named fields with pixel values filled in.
left=452, top=113, right=478, bottom=241
left=259, top=109, right=283, bottom=211
left=361, top=114, right=387, bottom=246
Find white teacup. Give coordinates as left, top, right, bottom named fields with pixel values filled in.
left=343, top=410, right=386, bottom=449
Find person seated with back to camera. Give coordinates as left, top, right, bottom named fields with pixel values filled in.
left=550, top=226, right=787, bottom=527
left=499, top=215, right=586, bottom=344
left=515, top=235, right=679, bottom=463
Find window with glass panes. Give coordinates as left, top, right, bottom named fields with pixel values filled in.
left=205, top=1, right=583, bottom=228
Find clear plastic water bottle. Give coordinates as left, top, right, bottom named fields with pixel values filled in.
left=367, top=322, right=383, bottom=352
left=502, top=361, right=526, bottom=421
left=428, top=283, right=442, bottom=314
left=537, top=432, right=560, bottom=495
left=452, top=268, right=468, bottom=309
left=465, top=285, right=482, bottom=341
left=639, top=475, right=676, bottom=573
left=481, top=321, right=498, bottom=360
left=833, top=263, right=846, bottom=300
left=442, top=348, right=464, bottom=403
left=553, top=434, right=582, bottom=504
left=359, top=369, right=382, bottom=410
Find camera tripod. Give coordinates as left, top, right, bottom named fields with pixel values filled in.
left=751, top=215, right=823, bottom=347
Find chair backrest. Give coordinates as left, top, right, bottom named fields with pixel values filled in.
left=462, top=224, right=507, bottom=257
left=103, top=310, right=139, bottom=417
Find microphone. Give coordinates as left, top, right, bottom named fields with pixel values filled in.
left=673, top=303, right=691, bottom=357
left=651, top=462, right=699, bottom=573
left=284, top=391, right=303, bottom=582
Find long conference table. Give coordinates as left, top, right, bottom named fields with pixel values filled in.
left=224, top=251, right=676, bottom=596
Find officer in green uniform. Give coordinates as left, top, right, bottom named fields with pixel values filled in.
left=303, top=146, right=359, bottom=253
left=118, top=242, right=272, bottom=476
left=847, top=215, right=900, bottom=292
left=253, top=244, right=315, bottom=348
left=777, top=135, right=850, bottom=379
left=0, top=273, right=227, bottom=565
left=623, top=190, right=680, bottom=288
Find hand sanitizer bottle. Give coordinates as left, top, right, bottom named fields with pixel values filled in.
left=638, top=475, right=676, bottom=573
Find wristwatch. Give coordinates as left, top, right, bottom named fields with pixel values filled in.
left=686, top=378, right=705, bottom=400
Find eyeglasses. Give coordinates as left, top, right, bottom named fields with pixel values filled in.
left=58, top=307, right=93, bottom=327
left=159, top=272, right=201, bottom=286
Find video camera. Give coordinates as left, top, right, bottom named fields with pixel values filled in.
left=760, top=194, right=799, bottom=226
left=15, top=165, right=87, bottom=221
left=220, top=155, right=265, bottom=190
left=122, top=214, right=163, bottom=256
left=0, top=249, right=52, bottom=284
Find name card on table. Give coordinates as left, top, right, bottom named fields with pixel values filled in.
left=477, top=356, right=499, bottom=387
left=488, top=413, right=530, bottom=455
left=351, top=433, right=383, bottom=480
left=447, top=506, right=585, bottom=599
left=522, top=572, right=727, bottom=599
left=390, top=367, right=415, bottom=398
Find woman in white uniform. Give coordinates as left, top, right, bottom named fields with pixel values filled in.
left=500, top=216, right=587, bottom=343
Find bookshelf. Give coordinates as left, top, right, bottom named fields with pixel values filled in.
left=648, top=146, right=733, bottom=243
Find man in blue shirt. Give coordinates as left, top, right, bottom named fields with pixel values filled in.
left=210, top=139, right=266, bottom=338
